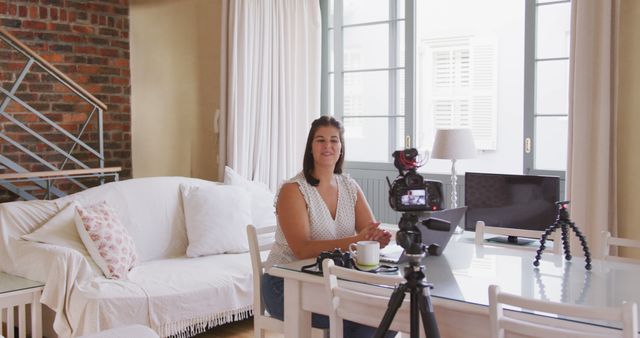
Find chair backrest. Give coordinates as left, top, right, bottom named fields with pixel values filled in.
left=475, top=221, right=561, bottom=254
left=602, top=231, right=640, bottom=263
left=488, top=284, right=638, bottom=338
left=247, top=224, right=283, bottom=336
left=322, top=259, right=415, bottom=338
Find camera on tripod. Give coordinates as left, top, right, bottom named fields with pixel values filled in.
left=387, top=148, right=444, bottom=212
left=386, top=148, right=449, bottom=257
left=375, top=149, right=450, bottom=338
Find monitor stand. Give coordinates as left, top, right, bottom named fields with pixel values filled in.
left=486, top=236, right=535, bottom=246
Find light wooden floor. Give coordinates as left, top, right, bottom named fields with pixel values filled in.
left=193, top=318, right=402, bottom=338
left=193, top=318, right=283, bottom=338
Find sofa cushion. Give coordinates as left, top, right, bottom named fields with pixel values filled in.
left=75, top=201, right=138, bottom=279
left=181, top=184, right=252, bottom=257
left=55, top=177, right=218, bottom=262
left=224, top=166, right=277, bottom=228
left=21, top=200, right=88, bottom=255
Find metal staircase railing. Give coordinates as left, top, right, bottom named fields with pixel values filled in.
left=0, top=27, right=119, bottom=201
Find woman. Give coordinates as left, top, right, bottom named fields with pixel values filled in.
left=262, top=116, right=395, bottom=338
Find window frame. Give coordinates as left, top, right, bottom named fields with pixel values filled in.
left=322, top=0, right=569, bottom=179
left=321, top=0, right=414, bottom=169
left=523, top=0, right=569, bottom=180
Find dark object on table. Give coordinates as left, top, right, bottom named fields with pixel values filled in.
left=464, top=172, right=560, bottom=245
left=533, top=201, right=592, bottom=270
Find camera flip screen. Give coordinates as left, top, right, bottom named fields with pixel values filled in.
left=400, top=189, right=427, bottom=206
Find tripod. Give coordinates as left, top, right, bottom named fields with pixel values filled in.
left=533, top=201, right=592, bottom=270
left=373, top=252, right=439, bottom=338
left=374, top=212, right=443, bottom=338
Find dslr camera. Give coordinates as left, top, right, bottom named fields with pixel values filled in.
left=387, top=148, right=444, bottom=212
left=301, top=249, right=353, bottom=274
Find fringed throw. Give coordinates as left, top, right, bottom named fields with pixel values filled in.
left=160, top=305, right=254, bottom=338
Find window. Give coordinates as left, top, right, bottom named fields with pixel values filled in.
left=525, top=0, right=571, bottom=175
left=321, top=0, right=570, bottom=177
left=321, top=0, right=407, bottom=163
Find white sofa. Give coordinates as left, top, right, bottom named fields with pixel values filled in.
left=0, top=176, right=265, bottom=338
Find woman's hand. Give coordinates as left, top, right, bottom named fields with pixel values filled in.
left=360, top=222, right=393, bottom=248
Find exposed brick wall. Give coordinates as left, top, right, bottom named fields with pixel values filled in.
left=0, top=0, right=130, bottom=201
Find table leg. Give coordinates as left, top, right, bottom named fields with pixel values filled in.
left=283, top=278, right=312, bottom=338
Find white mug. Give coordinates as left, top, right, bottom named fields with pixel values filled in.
left=348, top=240, right=380, bottom=267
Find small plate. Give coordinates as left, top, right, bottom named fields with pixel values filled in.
left=355, top=263, right=380, bottom=272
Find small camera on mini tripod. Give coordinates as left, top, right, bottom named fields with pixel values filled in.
left=534, top=201, right=592, bottom=270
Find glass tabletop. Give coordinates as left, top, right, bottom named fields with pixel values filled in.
left=274, top=233, right=640, bottom=331
left=0, top=272, right=44, bottom=295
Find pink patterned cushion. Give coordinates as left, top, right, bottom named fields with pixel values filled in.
left=74, top=201, right=138, bottom=279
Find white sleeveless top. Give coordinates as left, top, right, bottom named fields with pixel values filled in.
left=264, top=172, right=359, bottom=270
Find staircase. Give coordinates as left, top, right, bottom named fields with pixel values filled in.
left=0, top=27, right=120, bottom=201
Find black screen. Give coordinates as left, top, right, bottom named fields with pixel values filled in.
left=464, top=172, right=560, bottom=231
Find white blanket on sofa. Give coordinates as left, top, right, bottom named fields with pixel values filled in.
left=0, top=178, right=256, bottom=338
left=3, top=234, right=253, bottom=338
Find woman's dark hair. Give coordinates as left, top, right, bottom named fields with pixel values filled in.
left=303, top=116, right=345, bottom=186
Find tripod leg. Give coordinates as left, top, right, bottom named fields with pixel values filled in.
left=569, top=222, right=592, bottom=270
left=411, top=288, right=419, bottom=338
left=374, top=284, right=407, bottom=338
left=561, top=221, right=572, bottom=260
left=416, top=284, right=440, bottom=338
left=534, top=224, right=560, bottom=267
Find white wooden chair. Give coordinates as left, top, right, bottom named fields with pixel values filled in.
left=322, top=259, right=421, bottom=338
left=247, top=224, right=327, bottom=338
left=475, top=220, right=562, bottom=254
left=601, top=231, right=640, bottom=263
left=247, top=224, right=282, bottom=338
left=488, top=284, right=638, bottom=338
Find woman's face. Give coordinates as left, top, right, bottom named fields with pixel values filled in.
left=312, top=126, right=342, bottom=168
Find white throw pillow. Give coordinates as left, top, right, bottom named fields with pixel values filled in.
left=224, top=166, right=277, bottom=228
left=181, top=184, right=252, bottom=257
left=74, top=201, right=138, bottom=280
left=21, top=201, right=88, bottom=255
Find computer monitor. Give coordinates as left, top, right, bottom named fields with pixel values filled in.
left=464, top=172, right=560, bottom=235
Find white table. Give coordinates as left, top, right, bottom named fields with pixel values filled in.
left=269, top=233, right=640, bottom=338
left=0, top=272, right=44, bottom=338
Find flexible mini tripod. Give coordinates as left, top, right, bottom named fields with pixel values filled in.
left=374, top=213, right=442, bottom=338
left=533, top=201, right=592, bottom=270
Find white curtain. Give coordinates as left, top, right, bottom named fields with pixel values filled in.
left=222, top=0, right=321, bottom=191
left=566, top=0, right=620, bottom=258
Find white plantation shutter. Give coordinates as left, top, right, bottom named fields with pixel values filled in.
left=470, top=37, right=497, bottom=150
left=427, top=36, right=497, bottom=150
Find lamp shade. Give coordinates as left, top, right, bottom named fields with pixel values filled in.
left=431, top=128, right=477, bottom=160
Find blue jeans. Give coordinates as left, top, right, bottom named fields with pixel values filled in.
left=262, top=273, right=397, bottom=338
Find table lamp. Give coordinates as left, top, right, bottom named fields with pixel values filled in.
left=431, top=128, right=476, bottom=233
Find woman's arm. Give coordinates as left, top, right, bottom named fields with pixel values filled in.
left=353, top=183, right=392, bottom=248
left=277, top=183, right=373, bottom=260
